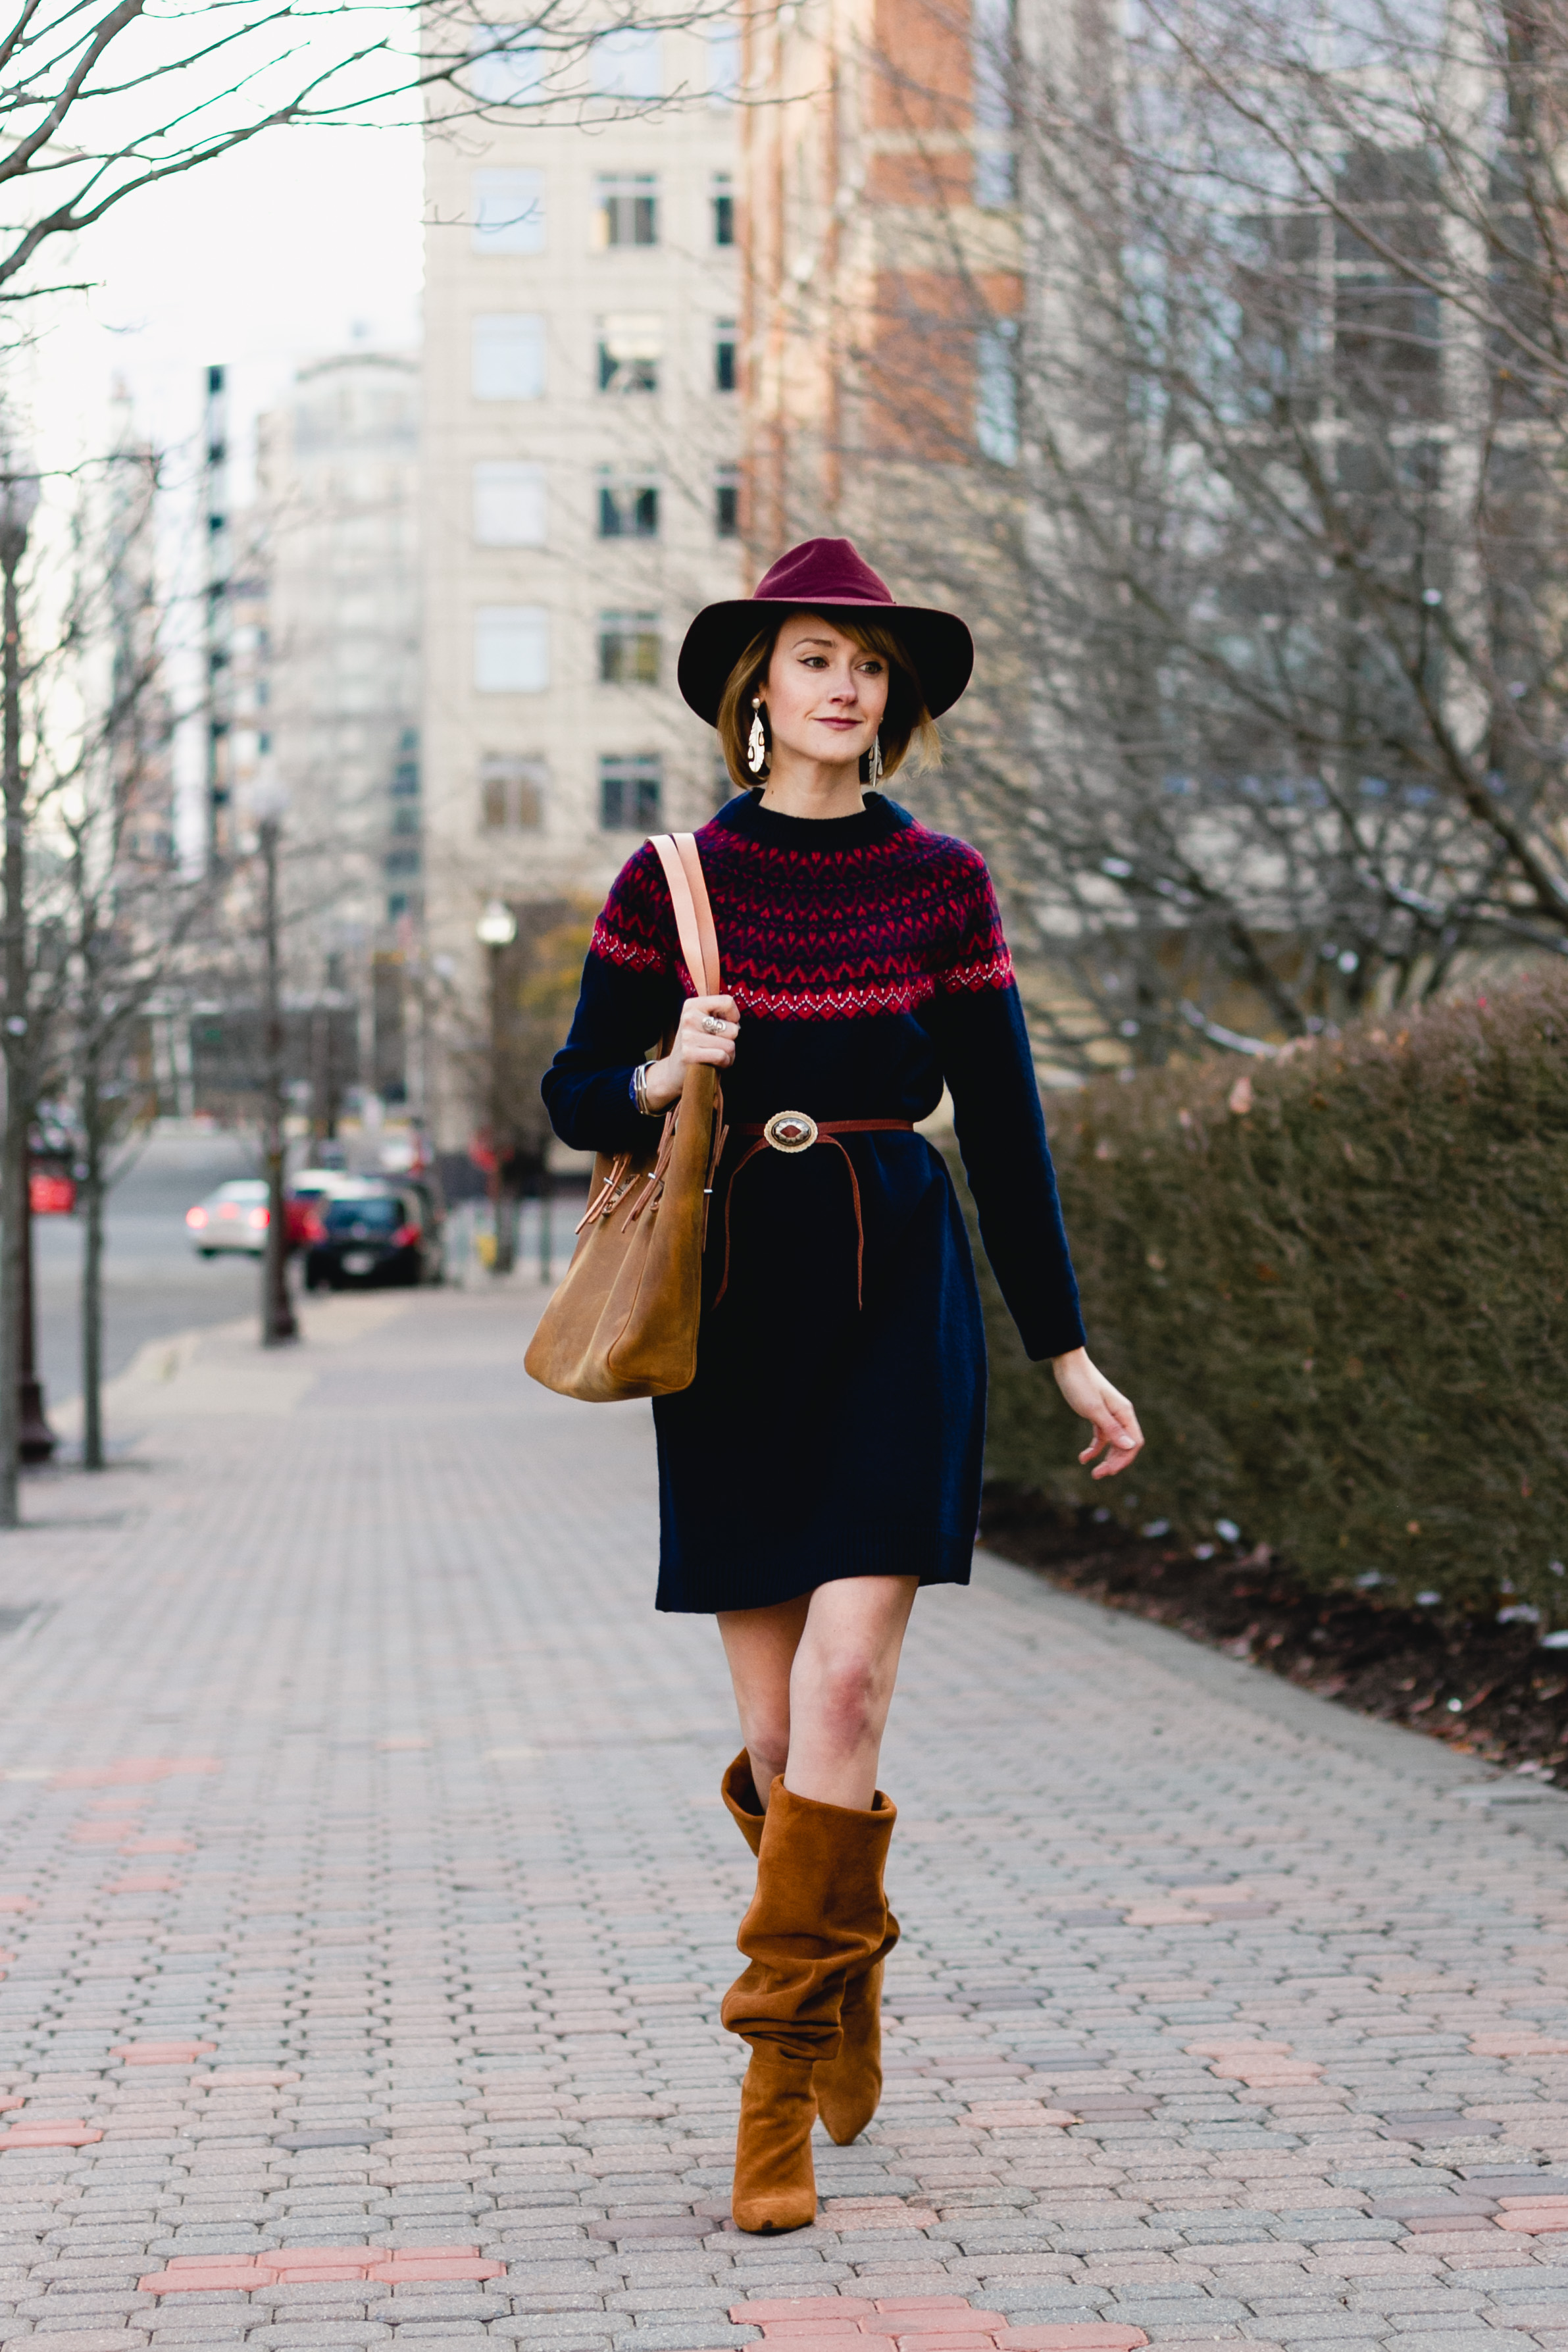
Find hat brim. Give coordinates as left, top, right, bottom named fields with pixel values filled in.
left=677, top=598, right=975, bottom=725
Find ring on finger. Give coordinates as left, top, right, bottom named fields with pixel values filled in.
left=699, top=1014, right=728, bottom=1035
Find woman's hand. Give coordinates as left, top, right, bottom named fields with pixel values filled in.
left=1051, top=1347, right=1144, bottom=1479
left=644, top=994, right=740, bottom=1113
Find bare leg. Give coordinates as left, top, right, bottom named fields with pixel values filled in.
left=785, top=1577, right=917, bottom=1808
left=718, top=1575, right=919, bottom=1812
left=718, top=1593, right=809, bottom=1804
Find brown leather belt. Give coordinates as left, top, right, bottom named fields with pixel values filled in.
left=714, top=1112, right=916, bottom=1310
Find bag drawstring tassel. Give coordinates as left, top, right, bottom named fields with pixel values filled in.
left=576, top=1154, right=630, bottom=1237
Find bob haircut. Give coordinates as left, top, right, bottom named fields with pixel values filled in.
left=715, top=610, right=942, bottom=791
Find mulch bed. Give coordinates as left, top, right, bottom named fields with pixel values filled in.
left=980, top=1485, right=1568, bottom=1777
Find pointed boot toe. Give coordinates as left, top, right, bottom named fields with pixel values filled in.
left=815, top=1957, right=884, bottom=2145
left=731, top=2049, right=818, bottom=2233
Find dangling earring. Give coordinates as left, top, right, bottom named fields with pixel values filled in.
left=868, top=730, right=884, bottom=788
left=746, top=696, right=769, bottom=778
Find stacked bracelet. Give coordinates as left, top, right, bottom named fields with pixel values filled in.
left=632, top=1061, right=651, bottom=1118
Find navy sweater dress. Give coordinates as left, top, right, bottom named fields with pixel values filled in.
left=541, top=791, right=1085, bottom=1614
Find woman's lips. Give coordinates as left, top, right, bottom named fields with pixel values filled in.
left=814, top=717, right=859, bottom=730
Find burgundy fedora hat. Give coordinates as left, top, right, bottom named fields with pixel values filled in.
left=677, top=536, right=974, bottom=725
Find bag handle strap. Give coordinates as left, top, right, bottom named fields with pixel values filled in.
left=650, top=832, right=722, bottom=998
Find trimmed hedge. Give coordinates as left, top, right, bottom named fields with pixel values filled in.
left=973, top=971, right=1568, bottom=1619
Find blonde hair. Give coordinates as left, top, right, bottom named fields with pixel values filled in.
left=715, top=611, right=942, bottom=790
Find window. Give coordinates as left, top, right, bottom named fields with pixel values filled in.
left=974, top=150, right=1015, bottom=207
left=392, top=757, right=419, bottom=796
left=472, top=169, right=545, bottom=255
left=475, top=606, right=549, bottom=693
left=597, top=471, right=659, bottom=538
left=480, top=754, right=546, bottom=829
left=467, top=24, right=543, bottom=103
left=712, top=171, right=736, bottom=244
left=595, top=173, right=658, bottom=248
left=597, top=313, right=661, bottom=394
left=472, top=314, right=546, bottom=399
left=714, top=466, right=740, bottom=539
left=714, top=319, right=738, bottom=392
left=474, top=461, right=547, bottom=546
left=707, top=22, right=741, bottom=104
left=599, top=612, right=660, bottom=685
left=976, top=320, right=1019, bottom=465
left=600, top=753, right=662, bottom=831
left=590, top=26, right=661, bottom=96
left=971, top=0, right=1014, bottom=206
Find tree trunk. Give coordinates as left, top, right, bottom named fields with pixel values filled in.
left=260, top=815, right=297, bottom=1347
left=0, top=528, right=26, bottom=1526
left=81, top=1058, right=103, bottom=1471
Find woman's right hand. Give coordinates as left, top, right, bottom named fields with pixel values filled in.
left=644, top=994, right=739, bottom=1113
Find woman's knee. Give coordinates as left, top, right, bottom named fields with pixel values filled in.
left=746, top=1737, right=788, bottom=1797
left=801, top=1650, right=886, bottom=1749
left=740, top=1708, right=790, bottom=1788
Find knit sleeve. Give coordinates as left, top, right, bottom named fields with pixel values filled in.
left=540, top=847, right=684, bottom=1156
left=918, top=851, right=1086, bottom=1361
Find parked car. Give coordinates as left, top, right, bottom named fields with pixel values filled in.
left=394, top=1173, right=446, bottom=1283
left=302, top=1187, right=430, bottom=1290
left=186, top=1179, right=270, bottom=1258
left=286, top=1167, right=355, bottom=1252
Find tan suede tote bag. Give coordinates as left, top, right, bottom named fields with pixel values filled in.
left=524, top=833, right=727, bottom=1402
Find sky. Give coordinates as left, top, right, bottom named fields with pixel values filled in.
left=20, top=86, right=424, bottom=863
left=32, top=112, right=425, bottom=505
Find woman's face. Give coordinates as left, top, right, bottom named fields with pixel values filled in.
left=760, top=612, right=890, bottom=772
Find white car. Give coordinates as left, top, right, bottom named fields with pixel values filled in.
left=186, top=1179, right=270, bottom=1258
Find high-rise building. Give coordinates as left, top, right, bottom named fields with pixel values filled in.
left=420, top=24, right=742, bottom=1144
left=743, top=0, right=1019, bottom=542
left=255, top=349, right=422, bottom=1096
left=740, top=0, right=1024, bottom=859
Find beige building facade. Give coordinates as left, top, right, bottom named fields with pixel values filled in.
left=421, top=26, right=744, bottom=1142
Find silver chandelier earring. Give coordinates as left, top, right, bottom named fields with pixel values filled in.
left=747, top=697, right=769, bottom=777
left=868, top=730, right=884, bottom=788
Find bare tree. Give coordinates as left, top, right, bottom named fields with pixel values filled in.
left=763, top=0, right=1568, bottom=1070
left=44, top=440, right=217, bottom=1467
left=0, top=0, right=734, bottom=312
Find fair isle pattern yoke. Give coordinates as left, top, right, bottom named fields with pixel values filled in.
left=589, top=804, right=1015, bottom=1020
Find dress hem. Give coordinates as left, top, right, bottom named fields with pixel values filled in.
left=655, top=1530, right=975, bottom=1615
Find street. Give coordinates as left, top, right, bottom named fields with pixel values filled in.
left=0, top=1284, right=1561, bottom=2347
left=32, top=1131, right=261, bottom=1416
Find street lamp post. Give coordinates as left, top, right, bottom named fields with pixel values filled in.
left=475, top=899, right=517, bottom=1276
left=0, top=457, right=43, bottom=1523
left=253, top=777, right=297, bottom=1347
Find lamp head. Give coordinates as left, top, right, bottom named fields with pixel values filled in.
left=476, top=899, right=517, bottom=948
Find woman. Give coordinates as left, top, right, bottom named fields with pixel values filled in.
left=542, top=537, right=1142, bottom=2235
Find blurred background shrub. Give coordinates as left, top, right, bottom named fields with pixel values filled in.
left=969, top=971, right=1568, bottom=1621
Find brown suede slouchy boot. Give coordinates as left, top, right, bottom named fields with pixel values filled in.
left=721, top=1753, right=898, bottom=2148
left=721, top=1774, right=899, bottom=2232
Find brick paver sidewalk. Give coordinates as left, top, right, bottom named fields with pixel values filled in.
left=0, top=1288, right=1562, bottom=2349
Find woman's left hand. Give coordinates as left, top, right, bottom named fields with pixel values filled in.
left=1050, top=1348, right=1144, bottom=1479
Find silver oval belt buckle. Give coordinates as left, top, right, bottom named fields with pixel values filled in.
left=763, top=1110, right=819, bottom=1154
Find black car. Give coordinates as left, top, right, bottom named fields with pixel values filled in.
left=303, top=1188, right=428, bottom=1290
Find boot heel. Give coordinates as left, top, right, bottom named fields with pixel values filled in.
left=815, top=1957, right=885, bottom=2145
left=732, top=2049, right=818, bottom=2232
